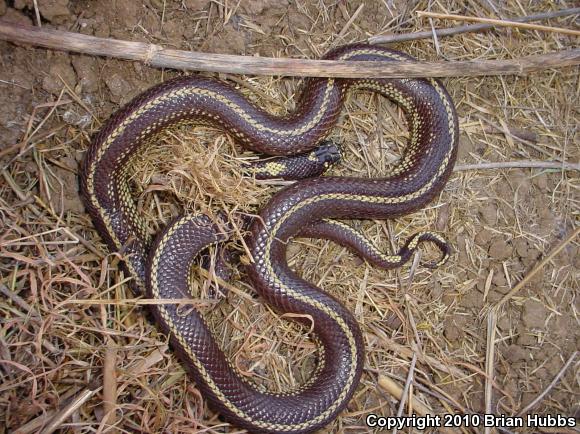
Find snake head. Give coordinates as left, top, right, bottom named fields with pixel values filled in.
left=314, top=140, right=342, bottom=169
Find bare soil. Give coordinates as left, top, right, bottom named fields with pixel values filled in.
left=0, top=1, right=578, bottom=433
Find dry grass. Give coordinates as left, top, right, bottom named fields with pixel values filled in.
left=0, top=1, right=578, bottom=433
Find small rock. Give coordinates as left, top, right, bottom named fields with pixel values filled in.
left=488, top=238, right=513, bottom=261
left=521, top=300, right=548, bottom=329
left=105, top=74, right=131, bottom=103
left=62, top=109, right=91, bottom=128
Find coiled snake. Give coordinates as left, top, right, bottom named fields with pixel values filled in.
left=79, top=44, right=458, bottom=433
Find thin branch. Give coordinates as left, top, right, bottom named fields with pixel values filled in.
left=516, top=352, right=579, bottom=416
left=494, top=227, right=580, bottom=311
left=454, top=161, right=580, bottom=172
left=416, top=11, right=580, bottom=37
left=377, top=375, right=457, bottom=434
left=484, top=311, right=497, bottom=434
left=393, top=353, right=417, bottom=434
left=369, top=7, right=580, bottom=44
left=38, top=387, right=101, bottom=434
left=0, top=22, right=579, bottom=78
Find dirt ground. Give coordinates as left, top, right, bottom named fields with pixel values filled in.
left=0, top=0, right=578, bottom=433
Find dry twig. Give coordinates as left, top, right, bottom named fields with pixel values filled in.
left=369, top=7, right=580, bottom=44
left=516, top=352, right=579, bottom=416
left=0, top=22, right=579, bottom=78
left=416, top=11, right=580, bottom=37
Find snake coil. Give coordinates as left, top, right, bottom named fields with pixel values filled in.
left=80, top=44, right=458, bottom=433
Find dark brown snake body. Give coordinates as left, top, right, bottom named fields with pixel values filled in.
left=79, top=44, right=458, bottom=433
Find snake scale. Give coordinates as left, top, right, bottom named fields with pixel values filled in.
left=79, top=44, right=458, bottom=433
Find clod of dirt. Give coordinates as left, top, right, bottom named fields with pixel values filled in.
left=71, top=55, right=100, bottom=93
left=505, top=344, right=528, bottom=363
left=206, top=26, right=249, bottom=55
left=532, top=173, right=548, bottom=192
left=1, top=7, right=33, bottom=26
left=443, top=315, right=469, bottom=343
left=37, top=0, right=70, bottom=23
left=491, top=270, right=508, bottom=288
left=112, top=1, right=141, bottom=30
left=478, top=203, right=498, bottom=225
left=62, top=107, right=91, bottom=128
left=496, top=314, right=511, bottom=331
left=513, top=238, right=530, bottom=257
left=552, top=313, right=575, bottom=340
left=105, top=73, right=132, bottom=104
left=44, top=158, right=84, bottom=214
left=459, top=290, right=483, bottom=309
left=42, top=57, right=77, bottom=94
left=474, top=228, right=493, bottom=247
left=488, top=238, right=513, bottom=261
left=521, top=300, right=549, bottom=329
left=516, top=324, right=537, bottom=346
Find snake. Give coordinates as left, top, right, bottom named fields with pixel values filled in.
left=79, top=44, right=458, bottom=433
